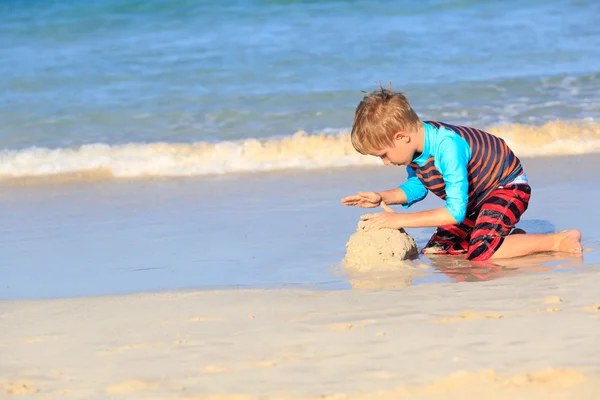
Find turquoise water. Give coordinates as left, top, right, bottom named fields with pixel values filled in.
left=1, top=0, right=599, bottom=151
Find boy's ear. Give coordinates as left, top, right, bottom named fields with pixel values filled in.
left=393, top=131, right=410, bottom=143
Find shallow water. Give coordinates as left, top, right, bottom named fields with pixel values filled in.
left=2, top=155, right=598, bottom=300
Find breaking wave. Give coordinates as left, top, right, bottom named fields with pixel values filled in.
left=1, top=120, right=599, bottom=182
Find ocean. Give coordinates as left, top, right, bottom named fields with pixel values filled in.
left=1, top=0, right=599, bottom=300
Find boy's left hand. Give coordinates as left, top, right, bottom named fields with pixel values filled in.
left=360, top=202, right=402, bottom=231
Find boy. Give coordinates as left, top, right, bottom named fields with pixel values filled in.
left=341, top=87, right=582, bottom=261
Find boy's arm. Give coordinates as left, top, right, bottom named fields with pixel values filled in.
left=377, top=188, right=408, bottom=205
left=349, top=167, right=427, bottom=206
left=392, top=135, right=470, bottom=227
left=361, top=136, right=470, bottom=231
left=389, top=136, right=470, bottom=227
left=393, top=167, right=428, bottom=206
left=436, top=135, right=471, bottom=224
left=383, top=208, right=457, bottom=228
left=361, top=205, right=457, bottom=230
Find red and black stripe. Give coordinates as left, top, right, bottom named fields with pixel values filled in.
left=422, top=184, right=531, bottom=261
left=466, top=184, right=531, bottom=260
left=409, top=121, right=523, bottom=212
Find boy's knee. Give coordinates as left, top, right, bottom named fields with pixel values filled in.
left=466, top=236, right=504, bottom=261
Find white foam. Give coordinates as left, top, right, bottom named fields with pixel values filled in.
left=1, top=121, right=599, bottom=180
left=0, top=131, right=377, bottom=179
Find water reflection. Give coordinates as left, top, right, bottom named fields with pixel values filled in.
left=345, top=252, right=585, bottom=289
left=430, top=252, right=585, bottom=283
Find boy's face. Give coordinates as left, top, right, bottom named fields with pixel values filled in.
left=371, top=132, right=415, bottom=167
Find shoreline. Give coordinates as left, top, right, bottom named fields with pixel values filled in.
left=2, top=152, right=600, bottom=301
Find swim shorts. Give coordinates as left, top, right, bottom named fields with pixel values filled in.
left=422, top=183, right=532, bottom=261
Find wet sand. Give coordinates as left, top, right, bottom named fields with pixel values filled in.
left=2, top=154, right=600, bottom=300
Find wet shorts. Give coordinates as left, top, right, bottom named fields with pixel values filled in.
left=422, top=183, right=532, bottom=261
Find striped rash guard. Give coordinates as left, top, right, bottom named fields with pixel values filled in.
left=399, top=121, right=527, bottom=223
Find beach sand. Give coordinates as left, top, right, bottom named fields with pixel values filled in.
left=2, top=268, right=600, bottom=399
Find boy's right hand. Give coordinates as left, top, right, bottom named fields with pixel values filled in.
left=341, top=192, right=382, bottom=208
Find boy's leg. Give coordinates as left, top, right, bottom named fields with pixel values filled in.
left=490, top=229, right=582, bottom=259
left=467, top=184, right=582, bottom=261
left=467, top=183, right=531, bottom=260
left=422, top=219, right=474, bottom=255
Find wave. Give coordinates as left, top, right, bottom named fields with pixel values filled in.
left=1, top=120, right=599, bottom=182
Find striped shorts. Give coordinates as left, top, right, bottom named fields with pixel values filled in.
left=422, top=184, right=532, bottom=261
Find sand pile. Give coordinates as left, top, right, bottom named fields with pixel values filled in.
left=343, top=221, right=419, bottom=272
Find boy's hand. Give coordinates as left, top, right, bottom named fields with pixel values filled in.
left=360, top=202, right=402, bottom=231
left=341, top=192, right=382, bottom=208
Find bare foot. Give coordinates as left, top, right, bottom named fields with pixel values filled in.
left=553, top=229, right=583, bottom=254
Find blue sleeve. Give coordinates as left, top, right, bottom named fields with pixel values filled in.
left=436, top=135, right=471, bottom=224
left=398, top=166, right=428, bottom=208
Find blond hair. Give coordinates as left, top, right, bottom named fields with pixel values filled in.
left=351, top=86, right=421, bottom=155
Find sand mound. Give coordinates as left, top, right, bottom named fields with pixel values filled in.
left=343, top=221, right=419, bottom=273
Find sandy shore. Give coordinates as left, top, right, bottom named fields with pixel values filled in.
left=2, top=267, right=600, bottom=399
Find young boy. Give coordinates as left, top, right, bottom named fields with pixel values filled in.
left=341, top=87, right=582, bottom=261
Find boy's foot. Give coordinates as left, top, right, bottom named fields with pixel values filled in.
left=553, top=229, right=583, bottom=254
